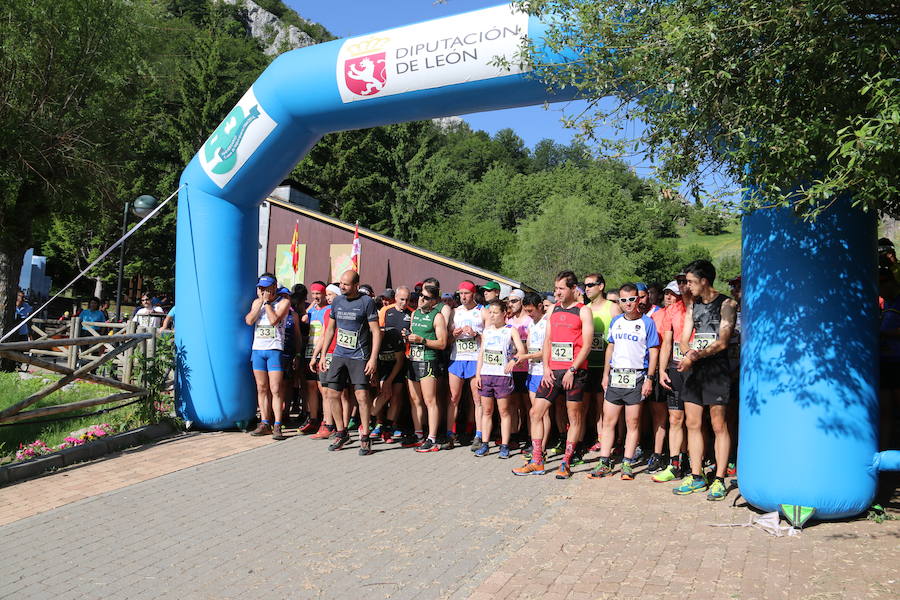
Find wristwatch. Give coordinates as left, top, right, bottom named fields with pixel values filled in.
left=647, top=373, right=658, bottom=382
left=568, top=366, right=577, bottom=373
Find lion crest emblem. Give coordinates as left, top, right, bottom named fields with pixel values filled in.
left=344, top=52, right=387, bottom=97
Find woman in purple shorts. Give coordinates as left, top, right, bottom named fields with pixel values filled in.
left=473, top=300, right=526, bottom=459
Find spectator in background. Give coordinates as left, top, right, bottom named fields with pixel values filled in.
left=162, top=306, right=176, bottom=331
left=79, top=297, right=106, bottom=336
left=100, top=298, right=111, bottom=321
left=132, top=293, right=165, bottom=328
left=14, top=290, right=32, bottom=342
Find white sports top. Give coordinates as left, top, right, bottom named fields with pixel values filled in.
left=252, top=301, right=286, bottom=351
left=527, top=316, right=548, bottom=377
left=450, top=304, right=484, bottom=361
left=480, top=325, right=515, bottom=377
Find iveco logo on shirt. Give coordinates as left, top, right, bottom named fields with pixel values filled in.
left=613, top=332, right=641, bottom=342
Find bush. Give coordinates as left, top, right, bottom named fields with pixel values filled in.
left=691, top=205, right=729, bottom=235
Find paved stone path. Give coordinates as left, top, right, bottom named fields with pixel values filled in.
left=1, top=430, right=897, bottom=600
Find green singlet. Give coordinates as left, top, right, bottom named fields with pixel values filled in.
left=587, top=300, right=617, bottom=369
left=410, top=305, right=440, bottom=361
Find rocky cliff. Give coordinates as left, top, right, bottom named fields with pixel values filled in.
left=219, top=0, right=319, bottom=55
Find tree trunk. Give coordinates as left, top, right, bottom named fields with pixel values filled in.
left=0, top=247, right=22, bottom=371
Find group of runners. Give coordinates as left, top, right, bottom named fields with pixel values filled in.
left=246, top=260, right=741, bottom=501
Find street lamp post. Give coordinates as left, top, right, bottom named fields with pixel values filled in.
left=114, top=195, right=158, bottom=321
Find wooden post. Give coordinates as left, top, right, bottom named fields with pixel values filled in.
left=67, top=316, right=80, bottom=369
left=147, top=327, right=157, bottom=360
left=123, top=320, right=137, bottom=385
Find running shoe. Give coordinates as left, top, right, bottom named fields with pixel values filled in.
left=571, top=450, right=586, bottom=466
left=632, top=445, right=644, bottom=464
left=384, top=429, right=403, bottom=444
left=587, top=460, right=612, bottom=479
left=498, top=444, right=510, bottom=459
left=621, top=460, right=634, bottom=480
left=546, top=441, right=565, bottom=457
left=588, top=441, right=603, bottom=453
left=369, top=424, right=383, bottom=441
left=327, top=433, right=349, bottom=452
left=401, top=436, right=425, bottom=448
left=381, top=429, right=392, bottom=443
left=440, top=434, right=457, bottom=451
left=358, top=438, right=374, bottom=456
left=651, top=464, right=678, bottom=483
left=298, top=418, right=319, bottom=435
left=310, top=424, right=333, bottom=439
left=554, top=462, right=572, bottom=479
left=469, top=435, right=483, bottom=452
left=347, top=416, right=360, bottom=430
left=726, top=462, right=737, bottom=477
left=645, top=453, right=665, bottom=473
left=522, top=449, right=532, bottom=461
left=474, top=442, right=490, bottom=457
left=673, top=475, right=708, bottom=495
left=249, top=422, right=272, bottom=437
left=416, top=439, right=440, bottom=453
left=707, top=478, right=727, bottom=501
left=512, top=461, right=547, bottom=476
left=271, top=424, right=286, bottom=441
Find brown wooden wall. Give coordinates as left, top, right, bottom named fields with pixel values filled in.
left=265, top=201, right=512, bottom=292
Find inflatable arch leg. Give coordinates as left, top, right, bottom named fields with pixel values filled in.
left=740, top=198, right=900, bottom=520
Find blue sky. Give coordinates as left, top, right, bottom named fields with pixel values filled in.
left=286, top=0, right=738, bottom=198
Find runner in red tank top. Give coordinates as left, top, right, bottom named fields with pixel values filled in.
left=512, top=271, right=593, bottom=479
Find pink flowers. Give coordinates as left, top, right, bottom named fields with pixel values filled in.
left=15, top=423, right=116, bottom=461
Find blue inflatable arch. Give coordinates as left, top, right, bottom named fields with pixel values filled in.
left=176, top=3, right=898, bottom=519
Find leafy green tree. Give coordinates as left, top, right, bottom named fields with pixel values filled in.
left=517, top=0, right=899, bottom=218
left=0, top=0, right=161, bottom=337
left=690, top=205, right=730, bottom=236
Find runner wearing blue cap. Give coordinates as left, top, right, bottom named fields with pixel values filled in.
left=245, top=273, right=291, bottom=440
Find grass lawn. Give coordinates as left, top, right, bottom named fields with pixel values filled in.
left=675, top=219, right=742, bottom=262
left=0, top=372, right=142, bottom=463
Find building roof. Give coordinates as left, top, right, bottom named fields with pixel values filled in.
left=266, top=197, right=531, bottom=291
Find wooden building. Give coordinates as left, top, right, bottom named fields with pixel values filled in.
left=260, top=195, right=528, bottom=293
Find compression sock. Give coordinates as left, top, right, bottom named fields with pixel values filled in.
left=563, top=441, right=576, bottom=464
left=531, top=439, right=544, bottom=463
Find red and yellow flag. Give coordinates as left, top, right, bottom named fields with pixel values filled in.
left=350, top=221, right=361, bottom=272
left=290, top=220, right=300, bottom=273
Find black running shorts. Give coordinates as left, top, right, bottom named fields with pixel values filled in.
left=536, top=369, right=587, bottom=403
left=682, top=359, right=731, bottom=406
left=324, top=355, right=370, bottom=391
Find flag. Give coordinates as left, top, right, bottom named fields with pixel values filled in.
left=290, top=220, right=300, bottom=274
left=350, top=221, right=361, bottom=272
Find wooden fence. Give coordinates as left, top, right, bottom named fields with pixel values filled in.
left=0, top=317, right=171, bottom=425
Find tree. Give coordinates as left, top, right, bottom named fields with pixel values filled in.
left=0, top=0, right=160, bottom=339
left=690, top=205, right=730, bottom=236
left=517, top=0, right=899, bottom=218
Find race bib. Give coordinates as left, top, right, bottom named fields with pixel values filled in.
left=673, top=340, right=685, bottom=362
left=409, top=344, right=425, bottom=361
left=323, top=354, right=332, bottom=371
left=528, top=345, right=542, bottom=364
left=590, top=333, right=606, bottom=352
left=551, top=342, right=573, bottom=363
left=610, top=368, right=639, bottom=389
left=304, top=334, right=319, bottom=358
left=483, top=350, right=504, bottom=367
left=691, top=332, right=718, bottom=351
left=455, top=338, right=478, bottom=354
left=255, top=325, right=275, bottom=339
left=336, top=328, right=358, bottom=350
left=379, top=351, right=397, bottom=362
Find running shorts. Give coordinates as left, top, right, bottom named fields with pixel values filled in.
left=377, top=360, right=406, bottom=383
left=605, top=371, right=646, bottom=406
left=324, top=355, right=370, bottom=391
left=526, top=373, right=543, bottom=394
left=479, top=374, right=513, bottom=399
left=585, top=367, right=604, bottom=395
left=448, top=360, right=477, bottom=380
left=536, top=369, right=587, bottom=403
left=512, top=371, right=528, bottom=394
left=408, top=360, right=440, bottom=382
left=662, top=366, right=685, bottom=411
left=251, top=349, right=282, bottom=372
left=317, top=353, right=333, bottom=384
left=682, top=358, right=731, bottom=406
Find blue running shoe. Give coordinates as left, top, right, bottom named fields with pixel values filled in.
left=673, top=474, right=708, bottom=495
left=498, top=444, right=510, bottom=459
left=474, top=442, right=490, bottom=457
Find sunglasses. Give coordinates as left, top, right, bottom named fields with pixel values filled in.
left=421, top=295, right=436, bottom=301
left=676, top=278, right=687, bottom=284
left=618, top=296, right=638, bottom=303
left=508, top=298, right=521, bottom=302
left=583, top=282, right=600, bottom=288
